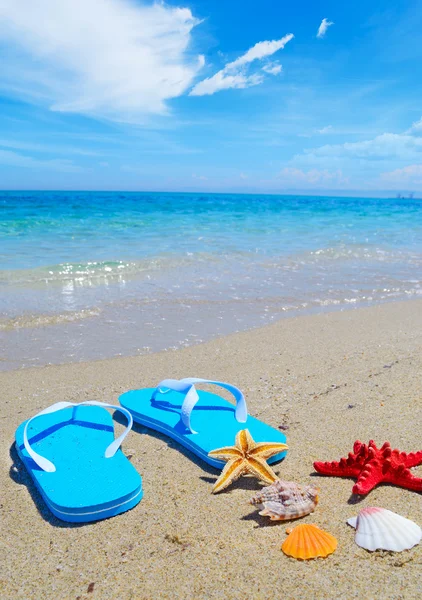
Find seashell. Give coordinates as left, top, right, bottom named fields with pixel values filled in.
left=250, top=480, right=319, bottom=521
left=281, top=523, right=337, bottom=560
left=347, top=507, right=421, bottom=552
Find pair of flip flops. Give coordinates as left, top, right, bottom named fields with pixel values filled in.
left=15, top=378, right=287, bottom=523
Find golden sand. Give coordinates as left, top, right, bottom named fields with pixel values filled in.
left=1, top=300, right=421, bottom=599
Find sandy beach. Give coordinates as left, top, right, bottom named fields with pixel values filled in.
left=1, top=300, right=421, bottom=600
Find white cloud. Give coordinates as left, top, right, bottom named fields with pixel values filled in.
left=407, top=117, right=422, bottom=136
left=227, top=34, right=294, bottom=69
left=262, top=62, right=283, bottom=75
left=317, top=18, right=334, bottom=39
left=279, top=167, right=348, bottom=187
left=0, top=0, right=204, bottom=122
left=0, top=138, right=99, bottom=156
left=381, top=164, right=422, bottom=185
left=189, top=72, right=263, bottom=97
left=190, top=33, right=293, bottom=96
left=317, top=125, right=333, bottom=134
left=289, top=117, right=422, bottom=190
left=302, top=133, right=422, bottom=162
left=0, top=148, right=82, bottom=172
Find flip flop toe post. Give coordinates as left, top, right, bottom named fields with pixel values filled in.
left=15, top=401, right=142, bottom=523
left=119, top=378, right=287, bottom=468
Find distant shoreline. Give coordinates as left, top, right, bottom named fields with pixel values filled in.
left=0, top=188, right=420, bottom=198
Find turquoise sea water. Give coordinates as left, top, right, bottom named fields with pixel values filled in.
left=1, top=191, right=421, bottom=369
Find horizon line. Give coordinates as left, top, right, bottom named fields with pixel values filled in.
left=0, top=188, right=420, bottom=200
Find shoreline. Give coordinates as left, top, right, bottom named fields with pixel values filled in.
left=2, top=295, right=421, bottom=372
left=1, top=300, right=421, bottom=599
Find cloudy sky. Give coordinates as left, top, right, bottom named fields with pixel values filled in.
left=0, top=0, right=421, bottom=194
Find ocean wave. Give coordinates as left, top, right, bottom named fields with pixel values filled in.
left=254, top=244, right=422, bottom=270
left=0, top=253, right=224, bottom=286
left=1, top=243, right=421, bottom=288
left=305, top=244, right=422, bottom=263
left=0, top=307, right=101, bottom=331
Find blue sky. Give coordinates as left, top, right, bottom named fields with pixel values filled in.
left=0, top=0, right=421, bottom=194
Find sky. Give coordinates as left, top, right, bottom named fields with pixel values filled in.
left=0, top=0, right=421, bottom=195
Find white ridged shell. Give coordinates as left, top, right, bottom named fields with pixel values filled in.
left=347, top=507, right=421, bottom=552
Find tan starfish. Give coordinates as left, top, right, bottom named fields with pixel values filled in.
left=208, top=429, right=288, bottom=493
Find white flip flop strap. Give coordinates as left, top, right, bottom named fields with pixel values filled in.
left=23, top=400, right=133, bottom=473
left=152, top=378, right=247, bottom=435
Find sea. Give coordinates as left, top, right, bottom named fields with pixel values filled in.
left=1, top=191, right=421, bottom=370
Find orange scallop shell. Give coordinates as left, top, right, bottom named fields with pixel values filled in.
left=281, top=523, right=337, bottom=560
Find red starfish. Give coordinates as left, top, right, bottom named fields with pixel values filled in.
left=314, top=440, right=422, bottom=495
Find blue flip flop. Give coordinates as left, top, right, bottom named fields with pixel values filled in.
left=15, top=401, right=142, bottom=523
left=119, top=378, right=287, bottom=468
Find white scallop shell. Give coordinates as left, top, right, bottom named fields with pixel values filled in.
left=347, top=507, right=421, bottom=552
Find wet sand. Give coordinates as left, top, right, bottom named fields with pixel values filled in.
left=1, top=300, right=421, bottom=599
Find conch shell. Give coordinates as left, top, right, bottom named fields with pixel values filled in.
left=250, top=480, right=319, bottom=521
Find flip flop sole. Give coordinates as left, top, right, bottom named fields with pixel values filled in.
left=119, top=388, right=287, bottom=468
left=15, top=405, right=142, bottom=523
